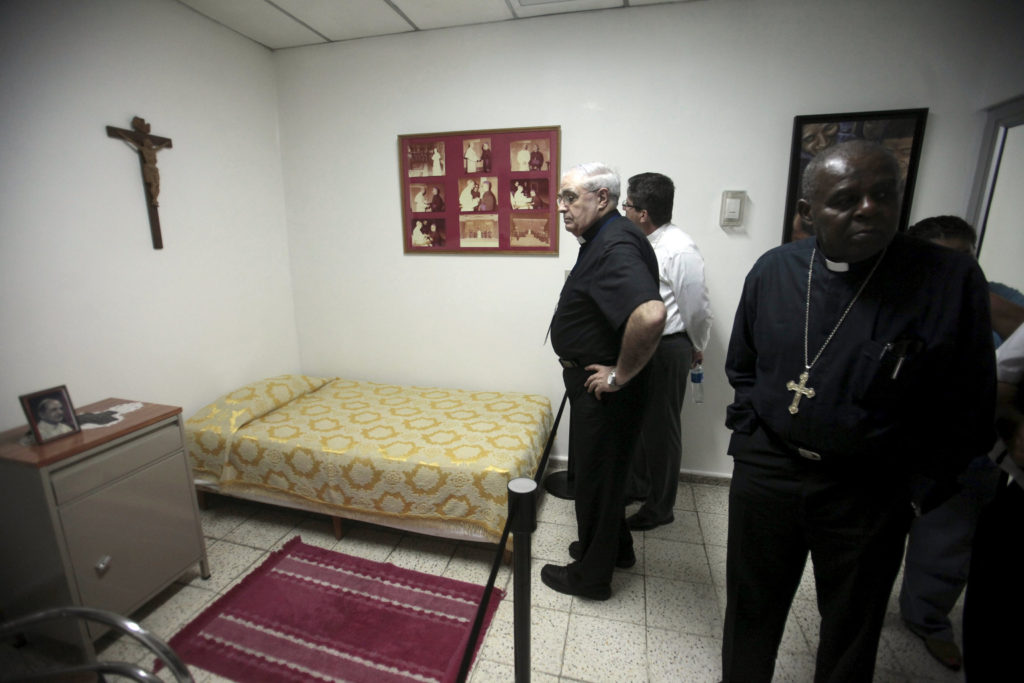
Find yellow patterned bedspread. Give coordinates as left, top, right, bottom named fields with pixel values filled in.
left=186, top=375, right=553, bottom=542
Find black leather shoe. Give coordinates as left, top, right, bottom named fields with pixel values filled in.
left=540, top=563, right=611, bottom=600
left=568, top=541, right=636, bottom=569
left=923, top=637, right=962, bottom=671
left=626, top=512, right=673, bottom=531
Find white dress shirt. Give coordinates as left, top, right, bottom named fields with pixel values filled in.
left=994, top=322, right=1024, bottom=482
left=647, top=222, right=713, bottom=350
left=997, top=322, right=1024, bottom=384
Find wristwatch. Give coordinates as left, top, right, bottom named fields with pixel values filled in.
left=607, top=369, right=618, bottom=387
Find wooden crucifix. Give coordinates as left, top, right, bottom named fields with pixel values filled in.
left=107, top=116, right=172, bottom=249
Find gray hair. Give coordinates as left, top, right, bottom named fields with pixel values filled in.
left=570, top=162, right=620, bottom=201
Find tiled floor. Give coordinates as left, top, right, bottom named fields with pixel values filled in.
left=2, top=474, right=967, bottom=682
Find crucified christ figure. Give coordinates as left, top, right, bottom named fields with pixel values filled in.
left=115, top=116, right=171, bottom=206
left=107, top=116, right=173, bottom=248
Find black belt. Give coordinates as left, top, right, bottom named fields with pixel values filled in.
left=558, top=358, right=613, bottom=368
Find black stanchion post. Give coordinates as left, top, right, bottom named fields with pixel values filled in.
left=508, top=477, right=538, bottom=683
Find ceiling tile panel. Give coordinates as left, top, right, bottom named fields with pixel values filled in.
left=177, top=0, right=325, bottom=49
left=390, top=0, right=513, bottom=31
left=274, top=0, right=415, bottom=42
left=176, top=0, right=707, bottom=50
left=511, top=0, right=623, bottom=19
left=629, top=0, right=699, bottom=6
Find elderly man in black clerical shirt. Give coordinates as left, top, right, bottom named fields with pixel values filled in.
left=544, top=162, right=666, bottom=600
left=721, top=140, right=996, bottom=682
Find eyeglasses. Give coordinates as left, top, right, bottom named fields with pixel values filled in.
left=555, top=189, right=599, bottom=206
left=621, top=201, right=641, bottom=211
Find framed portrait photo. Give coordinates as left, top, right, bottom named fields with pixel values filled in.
left=781, top=108, right=928, bottom=243
left=19, top=385, right=81, bottom=444
left=399, top=125, right=560, bottom=254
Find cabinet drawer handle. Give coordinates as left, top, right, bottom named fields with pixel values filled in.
left=95, top=555, right=112, bottom=576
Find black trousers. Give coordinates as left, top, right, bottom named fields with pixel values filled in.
left=722, top=449, right=912, bottom=682
left=628, top=332, right=692, bottom=521
left=963, top=473, right=1023, bottom=681
left=562, top=365, right=646, bottom=588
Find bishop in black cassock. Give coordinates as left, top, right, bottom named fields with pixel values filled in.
left=721, top=140, right=996, bottom=682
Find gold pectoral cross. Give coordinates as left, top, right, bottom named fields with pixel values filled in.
left=786, top=371, right=815, bottom=414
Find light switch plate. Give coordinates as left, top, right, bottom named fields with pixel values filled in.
left=720, top=190, right=747, bottom=229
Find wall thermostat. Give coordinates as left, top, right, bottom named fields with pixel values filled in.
left=720, top=190, right=747, bottom=229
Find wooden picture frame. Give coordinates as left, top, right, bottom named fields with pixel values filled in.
left=781, top=108, right=928, bottom=243
left=19, top=384, right=81, bottom=444
left=399, top=126, right=560, bottom=254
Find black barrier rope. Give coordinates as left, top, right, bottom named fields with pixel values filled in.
left=455, top=391, right=568, bottom=683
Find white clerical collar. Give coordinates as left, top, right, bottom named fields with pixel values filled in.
left=825, top=258, right=849, bottom=272
left=577, top=235, right=586, bottom=245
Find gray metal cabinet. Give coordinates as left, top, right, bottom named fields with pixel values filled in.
left=0, top=400, right=209, bottom=659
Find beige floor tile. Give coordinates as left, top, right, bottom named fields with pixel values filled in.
left=532, top=519, right=577, bottom=563
left=196, top=497, right=259, bottom=539
left=478, top=605, right=569, bottom=676
left=220, top=506, right=303, bottom=549
left=692, top=482, right=730, bottom=514
left=646, top=576, right=720, bottom=637
left=673, top=482, right=697, bottom=511
left=644, top=537, right=712, bottom=584
left=706, top=541, right=727, bottom=587
left=181, top=539, right=266, bottom=593
left=536, top=492, right=576, bottom=527
left=471, top=657, right=560, bottom=682
left=386, top=533, right=456, bottom=574
left=333, top=522, right=402, bottom=562
left=779, top=597, right=814, bottom=656
left=291, top=514, right=343, bottom=549
left=443, top=543, right=512, bottom=591
left=696, top=509, right=729, bottom=547
left=880, top=612, right=964, bottom=683
left=561, top=613, right=647, bottom=682
left=571, top=570, right=646, bottom=625
left=644, top=508, right=703, bottom=545
left=647, top=627, right=722, bottom=683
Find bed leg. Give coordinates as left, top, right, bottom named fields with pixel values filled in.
left=332, top=517, right=343, bottom=540
left=195, top=489, right=208, bottom=510
left=502, top=547, right=513, bottom=565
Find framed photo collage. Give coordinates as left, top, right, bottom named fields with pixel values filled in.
left=399, top=125, right=560, bottom=254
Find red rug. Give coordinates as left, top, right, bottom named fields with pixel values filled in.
left=167, top=537, right=504, bottom=682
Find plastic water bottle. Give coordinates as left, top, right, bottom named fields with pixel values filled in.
left=690, top=364, right=704, bottom=403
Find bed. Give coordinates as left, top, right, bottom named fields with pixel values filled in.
left=185, top=374, right=553, bottom=546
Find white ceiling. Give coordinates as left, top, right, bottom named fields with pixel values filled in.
left=174, top=0, right=700, bottom=50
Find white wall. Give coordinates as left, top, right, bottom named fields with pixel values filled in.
left=275, top=0, right=1024, bottom=476
left=0, top=0, right=300, bottom=427
left=2, top=0, right=1022, bottom=477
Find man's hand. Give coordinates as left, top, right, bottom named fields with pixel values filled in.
left=584, top=364, right=617, bottom=399
left=692, top=350, right=704, bottom=368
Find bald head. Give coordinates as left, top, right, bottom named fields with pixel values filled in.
left=801, top=140, right=900, bottom=202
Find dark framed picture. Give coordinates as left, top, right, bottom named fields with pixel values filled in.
left=19, top=385, right=81, bottom=444
left=782, top=108, right=928, bottom=243
left=399, top=125, right=560, bottom=254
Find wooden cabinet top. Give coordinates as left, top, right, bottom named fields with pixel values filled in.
left=0, top=398, right=181, bottom=469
